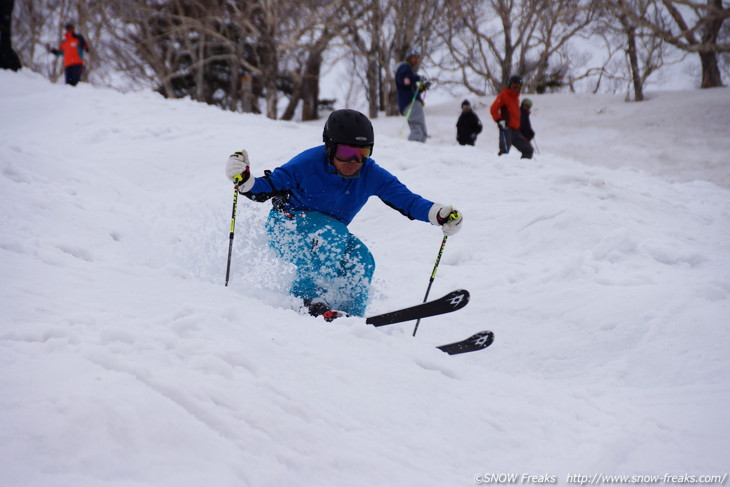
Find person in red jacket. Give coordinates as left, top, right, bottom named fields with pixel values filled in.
left=490, top=75, right=533, bottom=159
left=47, top=23, right=89, bottom=86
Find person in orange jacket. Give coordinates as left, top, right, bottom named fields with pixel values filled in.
left=490, top=75, right=533, bottom=159
left=47, top=22, right=89, bottom=86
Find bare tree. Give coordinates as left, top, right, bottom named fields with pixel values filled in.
left=12, top=0, right=725, bottom=116
left=618, top=0, right=650, bottom=99
left=528, top=0, right=598, bottom=93
left=587, top=0, right=684, bottom=100
left=279, top=1, right=352, bottom=121
left=623, top=0, right=730, bottom=87
left=245, top=0, right=349, bottom=119
left=721, top=19, right=730, bottom=79
left=340, top=0, right=444, bottom=117
left=279, top=26, right=338, bottom=121
left=104, top=0, right=345, bottom=119
left=435, top=0, right=595, bottom=96
left=341, top=0, right=385, bottom=118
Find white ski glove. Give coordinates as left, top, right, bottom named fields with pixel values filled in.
left=428, top=204, right=463, bottom=236
left=225, top=150, right=254, bottom=192
left=497, top=120, right=507, bottom=130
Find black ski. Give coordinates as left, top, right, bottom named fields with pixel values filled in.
left=437, top=330, right=494, bottom=355
left=365, top=289, right=470, bottom=327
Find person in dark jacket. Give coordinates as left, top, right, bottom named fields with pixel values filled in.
left=489, top=75, right=533, bottom=159
left=47, top=22, right=89, bottom=86
left=520, top=98, right=535, bottom=142
left=395, top=50, right=430, bottom=142
left=456, top=100, right=482, bottom=146
left=0, top=0, right=22, bottom=71
left=224, top=109, right=463, bottom=320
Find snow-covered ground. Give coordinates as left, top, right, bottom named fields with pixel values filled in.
left=1, top=70, right=729, bottom=486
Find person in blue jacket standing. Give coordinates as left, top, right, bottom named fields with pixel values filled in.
left=395, top=50, right=430, bottom=142
left=225, top=109, right=462, bottom=320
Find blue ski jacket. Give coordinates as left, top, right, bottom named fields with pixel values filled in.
left=395, top=62, right=423, bottom=113
left=244, top=146, right=434, bottom=226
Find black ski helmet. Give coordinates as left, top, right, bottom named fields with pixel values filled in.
left=322, top=109, right=375, bottom=161
left=508, top=75, right=523, bottom=87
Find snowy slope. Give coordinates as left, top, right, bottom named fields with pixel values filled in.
left=1, top=70, right=729, bottom=487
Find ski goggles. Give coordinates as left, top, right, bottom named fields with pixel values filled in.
left=334, top=144, right=371, bottom=163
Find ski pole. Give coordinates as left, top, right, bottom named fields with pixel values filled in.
left=533, top=136, right=540, bottom=154
left=225, top=175, right=243, bottom=286
left=500, top=128, right=509, bottom=154
left=412, top=211, right=461, bottom=336
left=398, top=90, right=420, bottom=135
left=412, top=235, right=448, bottom=336
left=412, top=230, right=451, bottom=336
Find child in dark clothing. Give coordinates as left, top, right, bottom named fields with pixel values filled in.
left=520, top=98, right=535, bottom=142
left=456, top=100, right=483, bottom=146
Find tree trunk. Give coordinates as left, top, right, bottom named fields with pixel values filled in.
left=240, top=74, right=254, bottom=113
left=366, top=56, right=379, bottom=118
left=386, top=79, right=399, bottom=116
left=280, top=81, right=302, bottom=121
left=265, top=81, right=278, bottom=119
left=262, top=45, right=278, bottom=119
left=378, top=65, right=386, bottom=113
left=301, top=50, right=323, bottom=121
left=366, top=2, right=381, bottom=119
left=196, top=33, right=205, bottom=102
left=660, top=0, right=725, bottom=89
left=280, top=45, right=325, bottom=121
left=228, top=57, right=241, bottom=112
left=699, top=0, right=724, bottom=88
left=699, top=51, right=722, bottom=88
left=624, top=23, right=644, bottom=101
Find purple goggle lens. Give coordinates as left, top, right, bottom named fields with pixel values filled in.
left=334, top=145, right=371, bottom=163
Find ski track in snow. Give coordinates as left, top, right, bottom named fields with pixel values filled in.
left=1, top=70, right=729, bottom=486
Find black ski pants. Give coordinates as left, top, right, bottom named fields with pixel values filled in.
left=498, top=127, right=533, bottom=159
left=64, top=64, right=83, bottom=86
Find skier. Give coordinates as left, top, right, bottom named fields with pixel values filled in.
left=224, top=109, right=462, bottom=320
left=490, top=75, right=533, bottom=159
left=47, top=22, right=89, bottom=86
left=395, top=50, right=431, bottom=142
left=456, top=100, right=482, bottom=146
left=519, top=98, right=535, bottom=142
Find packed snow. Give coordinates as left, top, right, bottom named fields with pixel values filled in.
left=1, top=70, right=729, bottom=487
